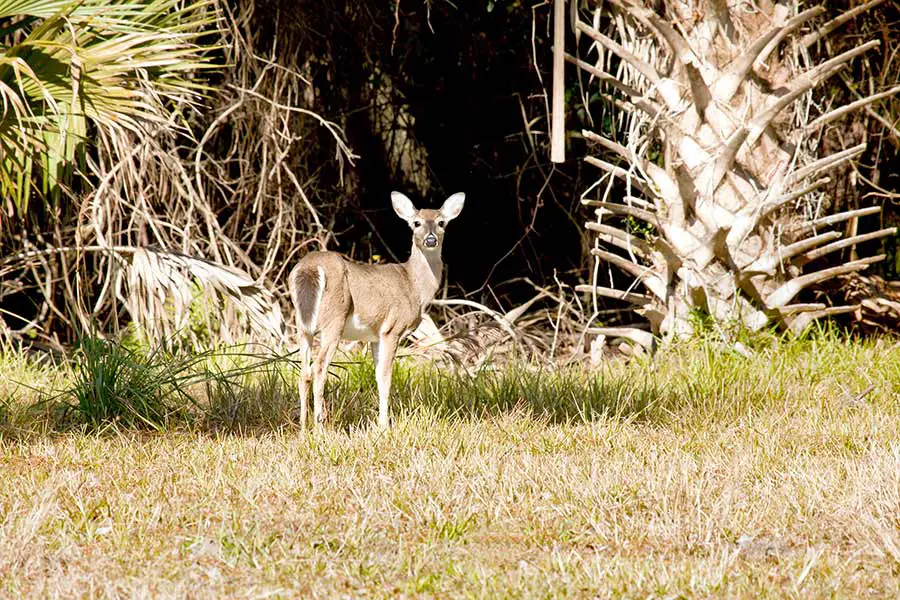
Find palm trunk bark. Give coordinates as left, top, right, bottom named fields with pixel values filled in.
left=574, top=0, right=898, bottom=345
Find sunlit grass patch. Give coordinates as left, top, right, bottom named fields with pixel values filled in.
left=202, top=356, right=298, bottom=431
left=327, top=354, right=665, bottom=429
left=327, top=331, right=899, bottom=432
left=0, top=341, right=71, bottom=434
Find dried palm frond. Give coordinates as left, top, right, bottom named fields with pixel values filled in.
left=119, top=247, right=285, bottom=347
left=403, top=295, right=559, bottom=372
left=815, top=273, right=900, bottom=333
left=0, top=244, right=285, bottom=347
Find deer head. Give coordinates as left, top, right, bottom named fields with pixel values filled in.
left=391, top=191, right=466, bottom=253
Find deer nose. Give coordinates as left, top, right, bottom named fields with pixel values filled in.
left=424, top=233, right=438, bottom=248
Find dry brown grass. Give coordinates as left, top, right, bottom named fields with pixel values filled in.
left=1, top=335, right=899, bottom=597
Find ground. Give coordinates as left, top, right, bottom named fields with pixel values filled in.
left=1, top=334, right=899, bottom=598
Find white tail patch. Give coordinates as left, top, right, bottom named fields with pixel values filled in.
left=308, top=266, right=326, bottom=332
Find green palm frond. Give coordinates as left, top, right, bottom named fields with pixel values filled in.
left=0, top=0, right=220, bottom=210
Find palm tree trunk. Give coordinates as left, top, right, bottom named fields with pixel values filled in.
left=573, top=0, right=898, bottom=344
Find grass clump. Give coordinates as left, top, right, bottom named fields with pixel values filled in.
left=61, top=334, right=198, bottom=429
left=203, top=359, right=297, bottom=431
left=24, top=332, right=285, bottom=432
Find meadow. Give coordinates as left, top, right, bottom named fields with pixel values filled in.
left=1, top=331, right=899, bottom=598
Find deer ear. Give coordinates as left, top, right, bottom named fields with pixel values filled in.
left=391, top=192, right=417, bottom=221
left=440, top=192, right=465, bottom=222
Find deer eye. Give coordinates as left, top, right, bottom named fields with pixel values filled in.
left=413, top=220, right=422, bottom=228
left=437, top=220, right=446, bottom=228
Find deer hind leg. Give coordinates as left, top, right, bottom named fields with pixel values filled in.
left=312, top=324, right=341, bottom=426
left=290, top=265, right=325, bottom=427
left=374, top=333, right=400, bottom=429
left=296, top=331, right=313, bottom=426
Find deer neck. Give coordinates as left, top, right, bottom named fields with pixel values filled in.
left=405, top=243, right=443, bottom=308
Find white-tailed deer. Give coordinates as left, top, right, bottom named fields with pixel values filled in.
left=288, top=191, right=465, bottom=428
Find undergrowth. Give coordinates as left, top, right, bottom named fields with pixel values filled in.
left=1, top=327, right=896, bottom=435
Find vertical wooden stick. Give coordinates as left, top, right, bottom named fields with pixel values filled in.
left=550, top=0, right=566, bottom=163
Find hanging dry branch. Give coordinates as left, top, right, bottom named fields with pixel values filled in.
left=0, top=1, right=357, bottom=349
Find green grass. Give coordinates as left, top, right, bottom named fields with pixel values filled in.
left=0, top=333, right=899, bottom=597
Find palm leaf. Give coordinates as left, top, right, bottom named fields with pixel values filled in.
left=0, top=0, right=220, bottom=208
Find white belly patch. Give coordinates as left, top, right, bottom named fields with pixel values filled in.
left=342, top=314, right=378, bottom=342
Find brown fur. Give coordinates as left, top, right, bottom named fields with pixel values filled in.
left=289, top=252, right=437, bottom=340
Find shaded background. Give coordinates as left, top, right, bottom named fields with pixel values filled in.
left=245, top=0, right=899, bottom=304
left=247, top=0, right=592, bottom=307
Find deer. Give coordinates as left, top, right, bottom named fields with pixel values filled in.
left=288, top=191, right=465, bottom=428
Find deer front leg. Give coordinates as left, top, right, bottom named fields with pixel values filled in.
left=374, top=333, right=399, bottom=429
